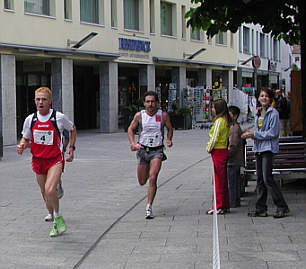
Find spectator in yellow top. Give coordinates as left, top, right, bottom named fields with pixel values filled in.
left=206, top=99, right=230, bottom=215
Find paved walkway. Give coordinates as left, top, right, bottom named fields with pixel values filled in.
left=0, top=129, right=305, bottom=269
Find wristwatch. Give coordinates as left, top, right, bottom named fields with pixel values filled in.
left=69, top=145, right=76, bottom=151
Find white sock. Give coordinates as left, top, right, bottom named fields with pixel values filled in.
left=54, top=211, right=60, bottom=218
left=146, top=204, right=151, bottom=210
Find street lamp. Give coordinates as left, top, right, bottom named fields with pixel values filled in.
left=183, top=48, right=206, bottom=60
left=67, top=32, right=98, bottom=49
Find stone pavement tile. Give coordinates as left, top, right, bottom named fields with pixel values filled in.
left=267, top=261, right=306, bottom=269
left=196, top=261, right=268, bottom=269
left=103, top=231, right=142, bottom=240
left=261, top=243, right=306, bottom=251
left=124, top=261, right=195, bottom=269
left=127, top=253, right=161, bottom=263
left=229, top=250, right=300, bottom=262
left=77, top=261, right=126, bottom=269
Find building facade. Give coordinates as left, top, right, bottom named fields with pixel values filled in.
left=236, top=23, right=282, bottom=95
left=0, top=0, right=237, bottom=146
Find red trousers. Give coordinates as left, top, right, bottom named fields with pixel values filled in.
left=211, top=149, right=230, bottom=210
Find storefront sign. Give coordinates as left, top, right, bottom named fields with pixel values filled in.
left=119, top=38, right=151, bottom=52
left=252, top=56, right=261, bottom=69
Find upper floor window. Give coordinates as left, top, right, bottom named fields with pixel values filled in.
left=111, top=0, right=117, bottom=27
left=64, top=0, right=72, bottom=20
left=80, top=0, right=104, bottom=25
left=160, top=1, right=173, bottom=36
left=124, top=0, right=139, bottom=31
left=181, top=5, right=186, bottom=39
left=242, top=26, right=250, bottom=53
left=149, top=0, right=155, bottom=33
left=260, top=33, right=266, bottom=57
left=4, top=0, right=14, bottom=10
left=191, top=28, right=201, bottom=41
left=24, top=0, right=55, bottom=16
left=273, top=39, right=279, bottom=61
left=215, top=31, right=227, bottom=46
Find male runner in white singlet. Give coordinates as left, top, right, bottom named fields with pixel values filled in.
left=128, top=91, right=173, bottom=219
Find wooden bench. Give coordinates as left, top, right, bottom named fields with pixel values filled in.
left=242, top=136, right=306, bottom=188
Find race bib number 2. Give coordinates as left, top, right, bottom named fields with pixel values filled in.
left=33, top=130, right=54, bottom=145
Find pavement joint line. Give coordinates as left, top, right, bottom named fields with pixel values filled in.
left=73, top=156, right=210, bottom=268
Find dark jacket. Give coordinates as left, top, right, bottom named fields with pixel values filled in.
left=274, top=95, right=289, bottom=119
left=227, top=121, right=245, bottom=166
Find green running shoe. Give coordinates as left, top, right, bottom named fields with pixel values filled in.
left=49, top=222, right=59, bottom=237
left=55, top=216, right=67, bottom=234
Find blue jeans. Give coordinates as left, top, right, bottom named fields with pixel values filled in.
left=255, top=151, right=288, bottom=212
left=227, top=165, right=241, bottom=208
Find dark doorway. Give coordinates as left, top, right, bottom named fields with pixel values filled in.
left=73, top=65, right=99, bottom=130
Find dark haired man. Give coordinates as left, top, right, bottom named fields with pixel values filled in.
left=128, top=91, right=173, bottom=219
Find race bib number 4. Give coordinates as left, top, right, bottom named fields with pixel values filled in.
left=33, top=130, right=54, bottom=145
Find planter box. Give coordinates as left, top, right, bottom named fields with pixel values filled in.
left=170, top=114, right=192, bottom=130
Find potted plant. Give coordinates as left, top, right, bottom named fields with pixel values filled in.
left=171, top=106, right=192, bottom=130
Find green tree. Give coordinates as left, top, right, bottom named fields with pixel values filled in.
left=186, top=0, right=305, bottom=138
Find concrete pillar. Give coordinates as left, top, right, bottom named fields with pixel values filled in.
left=51, top=58, right=74, bottom=121
left=171, top=66, right=186, bottom=106
left=139, top=64, right=155, bottom=96
left=99, top=62, right=118, bottom=133
left=227, top=70, right=234, bottom=103
left=0, top=54, right=16, bottom=146
left=205, top=68, right=212, bottom=89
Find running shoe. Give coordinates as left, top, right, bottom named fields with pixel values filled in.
left=206, top=208, right=225, bottom=215
left=56, top=180, right=64, bottom=199
left=55, top=216, right=67, bottom=234
left=145, top=205, right=154, bottom=219
left=49, top=222, right=59, bottom=237
left=205, top=208, right=214, bottom=215
left=44, top=213, right=53, bottom=222
left=273, top=208, right=290, bottom=219
left=248, top=211, right=268, bottom=217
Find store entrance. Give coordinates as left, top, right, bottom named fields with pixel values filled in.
left=73, top=65, right=99, bottom=130
left=156, top=68, right=172, bottom=112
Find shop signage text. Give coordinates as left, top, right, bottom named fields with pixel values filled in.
left=119, top=38, right=151, bottom=53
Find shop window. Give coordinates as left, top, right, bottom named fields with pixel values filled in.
left=215, top=31, right=227, bottom=46
left=124, top=0, right=139, bottom=31
left=80, top=0, right=104, bottom=25
left=64, top=0, right=72, bottom=20
left=4, top=0, right=14, bottom=10
left=24, top=0, right=55, bottom=17
left=111, top=0, right=117, bottom=27
left=160, top=1, right=175, bottom=36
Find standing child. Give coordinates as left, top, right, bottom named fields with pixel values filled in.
left=227, top=106, right=245, bottom=208
left=242, top=87, right=289, bottom=218
left=206, top=99, right=230, bottom=215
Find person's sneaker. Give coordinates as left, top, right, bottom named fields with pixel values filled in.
left=44, top=213, right=53, bottom=222
left=248, top=211, right=268, bottom=217
left=205, top=208, right=214, bottom=215
left=273, top=208, right=290, bottom=219
left=56, top=180, right=64, bottom=199
left=145, top=205, right=154, bottom=219
left=49, top=222, right=59, bottom=237
left=55, top=216, right=67, bottom=234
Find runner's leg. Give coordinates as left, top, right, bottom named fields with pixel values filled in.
left=36, top=174, right=53, bottom=215
left=137, top=164, right=150, bottom=186
left=147, top=158, right=162, bottom=205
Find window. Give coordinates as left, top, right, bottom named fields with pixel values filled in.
left=273, top=39, right=279, bottom=61
left=24, top=0, right=55, bottom=16
left=111, top=0, right=117, bottom=27
left=242, top=26, right=250, bottom=53
left=149, top=0, right=155, bottom=33
left=238, top=27, right=242, bottom=52
left=160, top=1, right=173, bottom=36
left=181, top=5, right=186, bottom=39
left=215, top=31, right=227, bottom=45
left=260, top=33, right=266, bottom=57
left=80, top=0, right=104, bottom=24
left=124, top=0, right=139, bottom=30
left=4, top=0, right=14, bottom=10
left=230, top=32, right=234, bottom=48
left=64, top=0, right=72, bottom=20
left=191, top=28, right=201, bottom=41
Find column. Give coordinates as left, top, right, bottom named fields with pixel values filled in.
left=227, top=70, right=234, bottom=103
left=51, top=58, right=74, bottom=121
left=205, top=68, right=213, bottom=89
left=99, top=62, right=118, bottom=133
left=197, top=68, right=206, bottom=87
left=171, top=66, right=186, bottom=106
left=0, top=54, right=16, bottom=146
left=139, top=64, right=155, bottom=96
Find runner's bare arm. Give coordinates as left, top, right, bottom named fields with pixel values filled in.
left=16, top=137, right=30, bottom=155
left=127, top=112, right=141, bottom=151
left=66, top=125, right=76, bottom=162
left=163, top=112, right=173, bottom=147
